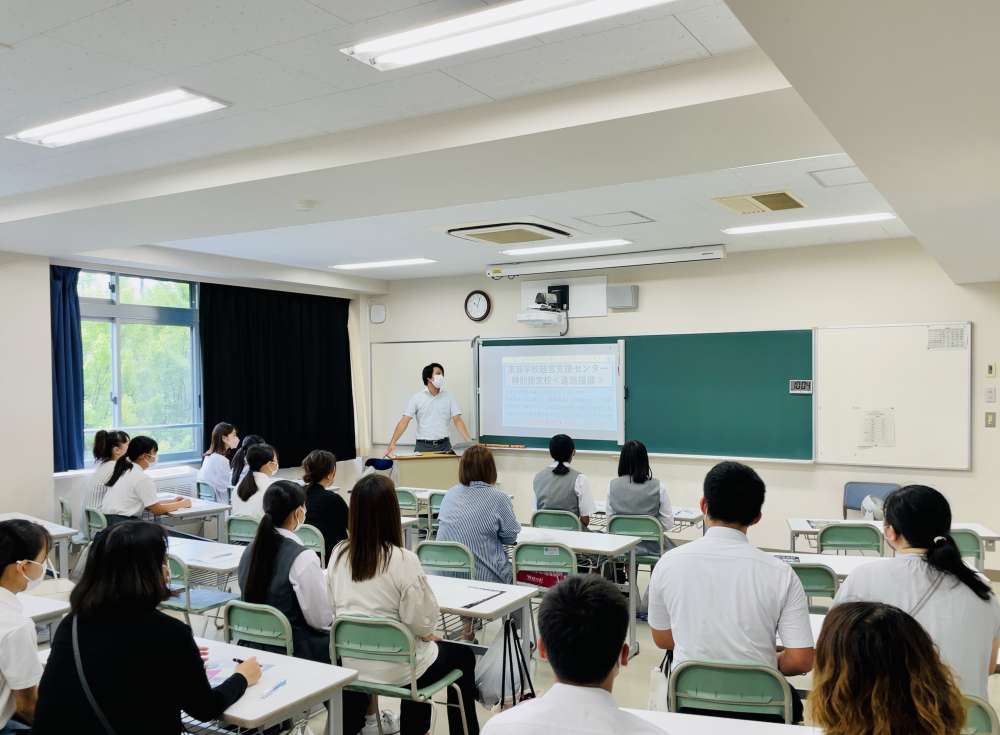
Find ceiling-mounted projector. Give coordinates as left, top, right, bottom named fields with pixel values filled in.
left=516, top=306, right=565, bottom=327
left=487, top=245, right=725, bottom=279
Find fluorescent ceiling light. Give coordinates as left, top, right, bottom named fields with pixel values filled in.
left=722, top=212, right=896, bottom=235
left=341, top=0, right=676, bottom=70
left=488, top=245, right=725, bottom=278
left=331, top=258, right=437, bottom=270
left=501, top=238, right=632, bottom=256
left=6, top=89, right=228, bottom=148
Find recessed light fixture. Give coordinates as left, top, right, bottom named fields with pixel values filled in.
left=722, top=212, right=896, bottom=235
left=341, top=0, right=676, bottom=70
left=331, top=258, right=437, bottom=270
left=5, top=88, right=228, bottom=148
left=501, top=239, right=632, bottom=256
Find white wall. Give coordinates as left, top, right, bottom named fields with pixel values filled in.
left=0, top=253, right=53, bottom=518
left=362, top=238, right=1000, bottom=558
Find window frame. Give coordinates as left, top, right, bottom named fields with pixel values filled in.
left=79, top=271, right=203, bottom=464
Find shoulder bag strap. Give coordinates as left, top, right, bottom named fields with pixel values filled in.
left=72, top=616, right=119, bottom=735
left=910, top=572, right=947, bottom=618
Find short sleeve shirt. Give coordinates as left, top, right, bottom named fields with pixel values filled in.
left=0, top=588, right=42, bottom=726
left=100, top=464, right=158, bottom=517
left=404, top=388, right=461, bottom=441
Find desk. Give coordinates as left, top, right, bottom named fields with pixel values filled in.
left=401, top=515, right=419, bottom=549
left=788, top=518, right=1000, bottom=553
left=591, top=502, right=704, bottom=534
left=167, top=537, right=244, bottom=583
left=158, top=494, right=230, bottom=542
left=627, top=709, right=820, bottom=734
left=770, top=552, right=876, bottom=580
left=0, top=512, right=77, bottom=578
left=392, top=453, right=460, bottom=490
left=516, top=527, right=641, bottom=658
left=20, top=593, right=70, bottom=639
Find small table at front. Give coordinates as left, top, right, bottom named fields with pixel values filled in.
left=20, top=592, right=70, bottom=639
left=516, top=526, right=641, bottom=658
left=787, top=518, right=1000, bottom=553
left=0, top=512, right=77, bottom=579
left=158, top=494, right=231, bottom=542
left=626, top=708, right=821, bottom=733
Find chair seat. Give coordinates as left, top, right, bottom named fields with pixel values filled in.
left=163, top=589, right=238, bottom=613
left=636, top=554, right=661, bottom=566
left=346, top=669, right=463, bottom=702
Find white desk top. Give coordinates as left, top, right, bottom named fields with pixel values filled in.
left=771, top=552, right=877, bottom=578
left=0, top=512, right=76, bottom=540
left=592, top=502, right=703, bottom=523
left=157, top=493, right=230, bottom=518
left=167, top=537, right=245, bottom=573
left=19, top=593, right=70, bottom=623
left=788, top=518, right=1000, bottom=540
left=401, top=516, right=419, bottom=528
left=626, top=709, right=820, bottom=734
left=426, top=575, right=535, bottom=620
left=148, top=465, right=198, bottom=480
left=517, top=526, right=640, bottom=555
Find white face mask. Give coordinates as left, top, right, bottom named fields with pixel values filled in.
left=21, top=560, right=46, bottom=592
left=293, top=509, right=305, bottom=533
left=432, top=374, right=445, bottom=390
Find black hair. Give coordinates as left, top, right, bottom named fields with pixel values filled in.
left=617, top=440, right=652, bottom=484
left=549, top=434, right=575, bottom=476
left=92, top=429, right=130, bottom=463
left=230, top=434, right=265, bottom=487
left=236, top=444, right=277, bottom=502
left=204, top=421, right=237, bottom=458
left=107, top=435, right=158, bottom=487
left=0, top=519, right=52, bottom=573
left=703, top=461, right=765, bottom=526
left=421, top=362, right=444, bottom=386
left=70, top=521, right=170, bottom=617
left=302, top=449, right=337, bottom=485
left=539, top=575, right=628, bottom=685
left=242, top=481, right=307, bottom=604
left=884, top=485, right=992, bottom=601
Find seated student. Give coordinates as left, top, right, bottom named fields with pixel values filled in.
left=229, top=434, right=265, bottom=488
left=327, top=475, right=479, bottom=735
left=33, top=521, right=261, bottom=735
left=808, top=601, right=965, bottom=735
left=833, top=484, right=1000, bottom=698
left=607, top=439, right=673, bottom=556
left=197, top=422, right=239, bottom=500
left=301, top=450, right=348, bottom=561
left=483, top=575, right=662, bottom=735
left=436, top=445, right=521, bottom=584
left=648, top=461, right=813, bottom=722
left=532, top=434, right=595, bottom=528
left=0, top=520, right=52, bottom=734
left=100, top=436, right=191, bottom=524
left=230, top=444, right=279, bottom=520
left=85, top=429, right=130, bottom=510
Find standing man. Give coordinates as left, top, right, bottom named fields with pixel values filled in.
left=386, top=362, right=472, bottom=456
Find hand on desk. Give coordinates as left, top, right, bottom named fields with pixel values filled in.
left=235, top=657, right=263, bottom=686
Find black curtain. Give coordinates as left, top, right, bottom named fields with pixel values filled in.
left=199, top=283, right=355, bottom=467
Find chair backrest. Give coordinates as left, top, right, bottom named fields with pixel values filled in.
left=608, top=515, right=664, bottom=556
left=332, top=616, right=419, bottom=698
left=843, top=481, right=900, bottom=518
left=416, top=541, right=475, bottom=578
left=790, top=563, right=838, bottom=611
left=223, top=601, right=294, bottom=655
left=531, top=509, right=581, bottom=531
left=817, top=523, right=883, bottom=555
left=396, top=488, right=419, bottom=515
left=965, top=695, right=1000, bottom=734
left=668, top=660, right=793, bottom=723
left=512, top=542, right=577, bottom=583
left=227, top=515, right=260, bottom=545
left=429, top=491, right=447, bottom=514
left=295, top=523, right=326, bottom=565
left=196, top=481, right=217, bottom=502
left=166, top=554, right=191, bottom=608
left=952, top=529, right=985, bottom=570
left=58, top=497, right=73, bottom=528
left=84, top=508, right=108, bottom=538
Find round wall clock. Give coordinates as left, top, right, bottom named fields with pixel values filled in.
left=464, top=290, right=492, bottom=322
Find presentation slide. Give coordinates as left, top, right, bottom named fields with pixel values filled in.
left=479, top=342, right=624, bottom=442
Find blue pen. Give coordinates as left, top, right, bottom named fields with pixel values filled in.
left=261, top=679, right=287, bottom=699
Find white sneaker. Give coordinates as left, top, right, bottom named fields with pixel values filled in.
left=359, top=710, right=400, bottom=735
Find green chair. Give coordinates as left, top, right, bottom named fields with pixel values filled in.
left=396, top=488, right=420, bottom=516
left=196, top=481, right=217, bottom=502
left=332, top=616, right=470, bottom=735
left=59, top=497, right=88, bottom=549
left=952, top=529, right=986, bottom=571
left=416, top=541, right=475, bottom=578
left=160, top=555, right=238, bottom=632
left=668, top=660, right=794, bottom=723
left=223, top=600, right=294, bottom=655
left=790, top=563, right=838, bottom=613
left=531, top=509, right=581, bottom=531
left=227, top=515, right=259, bottom=545
left=84, top=508, right=108, bottom=539
left=964, top=695, right=1000, bottom=734
left=424, top=491, right=447, bottom=540
left=817, top=523, right=883, bottom=555
left=295, top=523, right=326, bottom=566
left=512, top=542, right=577, bottom=585
left=608, top=515, right=664, bottom=568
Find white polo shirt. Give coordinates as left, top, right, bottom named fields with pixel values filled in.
left=0, top=588, right=42, bottom=726
left=100, top=463, right=158, bottom=517
left=404, top=388, right=461, bottom=441
left=482, top=683, right=663, bottom=735
left=834, top=553, right=1000, bottom=698
left=648, top=526, right=813, bottom=669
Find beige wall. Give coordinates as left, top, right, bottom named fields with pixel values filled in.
left=362, top=238, right=1000, bottom=557
left=0, top=253, right=53, bottom=518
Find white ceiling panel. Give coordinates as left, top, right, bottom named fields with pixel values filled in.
left=309, top=0, right=445, bottom=24
left=0, top=0, right=125, bottom=46
left=675, top=2, right=756, bottom=55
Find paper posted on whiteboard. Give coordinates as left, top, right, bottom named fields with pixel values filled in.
left=927, top=326, right=967, bottom=350
left=856, top=408, right=896, bottom=448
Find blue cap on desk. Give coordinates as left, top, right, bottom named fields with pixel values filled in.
left=365, top=458, right=394, bottom=471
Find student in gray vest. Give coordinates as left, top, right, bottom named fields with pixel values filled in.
left=532, top=434, right=596, bottom=528
left=607, top=440, right=673, bottom=557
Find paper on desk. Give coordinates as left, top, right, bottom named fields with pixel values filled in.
left=435, top=584, right=505, bottom=610
left=205, top=660, right=273, bottom=687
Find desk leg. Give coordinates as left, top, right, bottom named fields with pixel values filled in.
left=790, top=530, right=796, bottom=553
left=628, top=547, right=638, bottom=660
left=326, top=689, right=344, bottom=735
left=217, top=511, right=227, bottom=543
left=404, top=526, right=415, bottom=550
left=518, top=602, right=532, bottom=664
left=57, top=539, right=69, bottom=579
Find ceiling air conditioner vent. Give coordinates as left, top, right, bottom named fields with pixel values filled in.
left=713, top=191, right=805, bottom=215
left=447, top=221, right=572, bottom=245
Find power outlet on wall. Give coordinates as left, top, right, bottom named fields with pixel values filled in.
left=987, top=384, right=998, bottom=404
left=987, top=412, right=997, bottom=429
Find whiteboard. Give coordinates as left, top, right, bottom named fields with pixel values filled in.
left=370, top=340, right=475, bottom=447
left=816, top=323, right=971, bottom=470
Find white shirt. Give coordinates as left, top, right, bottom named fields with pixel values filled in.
left=327, top=544, right=440, bottom=685
left=85, top=459, right=116, bottom=509
left=230, top=472, right=275, bottom=520
left=276, top=528, right=333, bottom=631
left=0, top=589, right=42, bottom=727
left=404, top=387, right=461, bottom=441
left=606, top=478, right=674, bottom=530
left=100, top=463, right=158, bottom=517
left=198, top=453, right=231, bottom=495
left=648, top=526, right=813, bottom=669
left=834, top=553, right=1000, bottom=698
left=482, top=683, right=664, bottom=735
left=531, top=463, right=597, bottom=517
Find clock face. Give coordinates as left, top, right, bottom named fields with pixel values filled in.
left=465, top=290, right=491, bottom=322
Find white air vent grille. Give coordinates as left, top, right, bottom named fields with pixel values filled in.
left=714, top=191, right=805, bottom=215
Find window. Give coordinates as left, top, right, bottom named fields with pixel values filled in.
left=79, top=271, right=201, bottom=462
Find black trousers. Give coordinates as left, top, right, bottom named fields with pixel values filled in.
left=414, top=438, right=453, bottom=453
left=401, top=641, right=479, bottom=735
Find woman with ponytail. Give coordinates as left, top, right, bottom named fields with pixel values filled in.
left=85, top=430, right=130, bottom=509
left=237, top=481, right=332, bottom=662
left=834, top=484, right=1000, bottom=697
left=198, top=422, right=239, bottom=499
left=230, top=444, right=278, bottom=520
left=230, top=434, right=265, bottom=488
left=531, top=434, right=595, bottom=527
left=100, top=436, right=191, bottom=524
